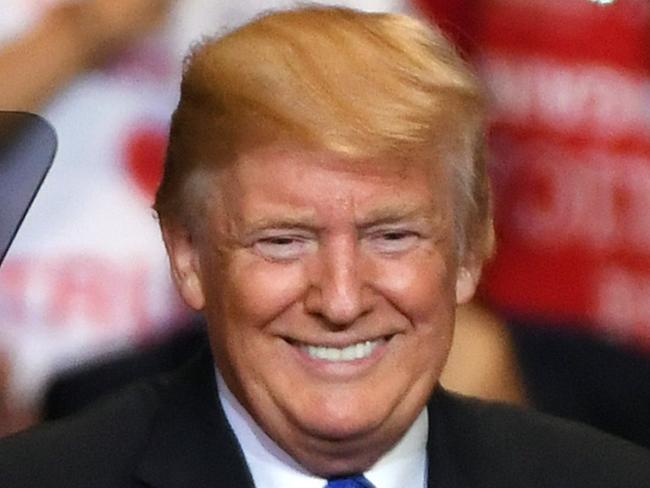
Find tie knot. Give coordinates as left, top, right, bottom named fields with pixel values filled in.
left=325, top=474, right=375, bottom=488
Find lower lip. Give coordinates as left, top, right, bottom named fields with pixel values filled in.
left=287, top=339, right=391, bottom=377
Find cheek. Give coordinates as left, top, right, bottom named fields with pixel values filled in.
left=220, top=257, right=307, bottom=327
left=203, top=256, right=307, bottom=384
left=372, top=251, right=456, bottom=324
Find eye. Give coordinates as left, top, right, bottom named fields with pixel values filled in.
left=253, top=235, right=313, bottom=261
left=368, top=230, right=419, bottom=254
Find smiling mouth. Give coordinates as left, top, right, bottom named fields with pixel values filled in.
left=297, top=338, right=387, bottom=362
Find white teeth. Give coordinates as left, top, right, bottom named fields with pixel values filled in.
left=303, top=340, right=381, bottom=362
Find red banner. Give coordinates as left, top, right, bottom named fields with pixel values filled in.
left=415, top=0, right=650, bottom=349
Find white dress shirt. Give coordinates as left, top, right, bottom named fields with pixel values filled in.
left=216, top=372, right=428, bottom=488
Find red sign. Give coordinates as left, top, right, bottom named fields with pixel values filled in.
left=415, top=0, right=650, bottom=349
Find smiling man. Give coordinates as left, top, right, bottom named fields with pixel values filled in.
left=154, top=6, right=489, bottom=483
left=164, top=146, right=467, bottom=481
left=1, top=6, right=650, bottom=488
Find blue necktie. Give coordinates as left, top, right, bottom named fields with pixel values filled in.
left=325, top=475, right=375, bottom=488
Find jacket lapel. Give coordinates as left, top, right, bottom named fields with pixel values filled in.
left=134, top=348, right=256, bottom=488
left=426, top=386, right=467, bottom=488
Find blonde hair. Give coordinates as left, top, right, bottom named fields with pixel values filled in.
left=155, top=6, right=493, bottom=265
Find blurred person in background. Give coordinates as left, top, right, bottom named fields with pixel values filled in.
left=414, top=0, right=650, bottom=447
left=0, top=0, right=191, bottom=436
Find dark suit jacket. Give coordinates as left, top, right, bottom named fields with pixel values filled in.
left=1, top=347, right=649, bottom=487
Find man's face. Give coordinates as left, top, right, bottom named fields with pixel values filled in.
left=166, top=145, right=478, bottom=475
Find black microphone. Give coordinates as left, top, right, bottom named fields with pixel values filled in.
left=0, top=111, right=56, bottom=266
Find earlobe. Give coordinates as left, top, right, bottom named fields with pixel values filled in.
left=161, top=222, right=205, bottom=311
left=455, top=264, right=480, bottom=305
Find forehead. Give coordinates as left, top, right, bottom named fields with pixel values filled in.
left=209, top=145, right=453, bottom=227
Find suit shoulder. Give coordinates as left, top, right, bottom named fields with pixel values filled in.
left=0, top=376, right=169, bottom=487
left=436, top=390, right=650, bottom=487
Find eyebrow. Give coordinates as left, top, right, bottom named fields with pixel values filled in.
left=355, top=204, right=443, bottom=230
left=243, top=203, right=444, bottom=234
left=243, top=212, right=320, bottom=233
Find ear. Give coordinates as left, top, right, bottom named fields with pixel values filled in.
left=161, top=220, right=205, bottom=311
left=455, top=262, right=481, bottom=305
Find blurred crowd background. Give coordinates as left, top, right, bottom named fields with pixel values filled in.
left=1, top=0, right=649, bottom=450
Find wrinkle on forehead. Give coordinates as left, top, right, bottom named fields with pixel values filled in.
left=235, top=200, right=448, bottom=235
left=205, top=145, right=454, bottom=237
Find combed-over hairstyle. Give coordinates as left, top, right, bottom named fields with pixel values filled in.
left=155, top=6, right=493, bottom=265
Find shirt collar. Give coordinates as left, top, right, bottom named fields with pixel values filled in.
left=216, top=370, right=428, bottom=488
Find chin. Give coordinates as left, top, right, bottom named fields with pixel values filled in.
left=294, top=392, right=394, bottom=441
left=277, top=404, right=410, bottom=477
left=283, top=428, right=391, bottom=479
left=301, top=418, right=379, bottom=444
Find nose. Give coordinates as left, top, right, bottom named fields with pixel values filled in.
left=304, top=236, right=372, bottom=326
